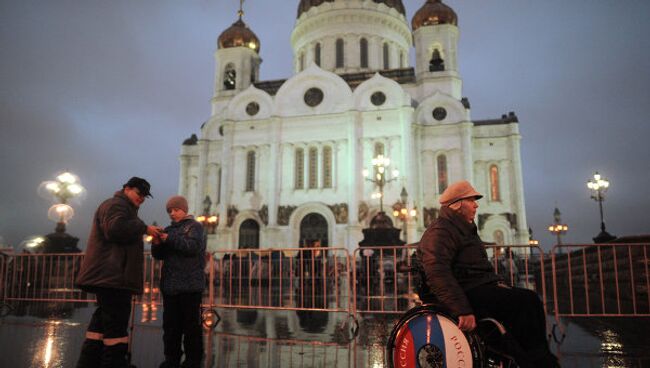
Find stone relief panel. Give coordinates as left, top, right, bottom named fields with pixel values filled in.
left=358, top=201, right=369, bottom=223
left=327, top=203, right=348, bottom=224
left=258, top=205, right=268, bottom=226
left=277, top=205, right=297, bottom=226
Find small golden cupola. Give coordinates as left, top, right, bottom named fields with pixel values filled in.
left=217, top=8, right=260, bottom=53
left=411, top=0, right=458, bottom=31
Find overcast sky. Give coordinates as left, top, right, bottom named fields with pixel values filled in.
left=1, top=0, right=649, bottom=250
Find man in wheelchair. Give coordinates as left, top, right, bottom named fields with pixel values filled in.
left=415, top=180, right=559, bottom=368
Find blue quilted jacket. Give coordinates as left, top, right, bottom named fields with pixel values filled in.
left=151, top=216, right=206, bottom=295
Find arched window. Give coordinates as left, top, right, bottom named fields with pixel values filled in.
left=493, top=230, right=504, bottom=246
left=314, top=43, right=321, bottom=67
left=383, top=43, right=390, bottom=69
left=295, top=148, right=304, bottom=189
left=335, top=39, right=344, bottom=68
left=360, top=38, right=368, bottom=68
left=399, top=51, right=404, bottom=68
left=429, top=49, right=445, bottom=72
left=299, top=213, right=329, bottom=247
left=490, top=165, right=500, bottom=201
left=322, top=146, right=332, bottom=188
left=224, top=63, right=236, bottom=90
left=308, top=147, right=318, bottom=189
left=437, top=155, right=448, bottom=194
left=299, top=53, right=305, bottom=71
left=239, top=219, right=260, bottom=249
left=245, top=150, right=255, bottom=192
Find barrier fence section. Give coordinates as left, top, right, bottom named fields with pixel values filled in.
left=0, top=252, right=166, bottom=309
left=550, top=243, right=650, bottom=319
left=206, top=247, right=352, bottom=315
left=0, top=252, right=90, bottom=304
left=352, top=244, right=548, bottom=315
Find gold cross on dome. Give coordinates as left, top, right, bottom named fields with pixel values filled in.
left=238, top=0, right=244, bottom=19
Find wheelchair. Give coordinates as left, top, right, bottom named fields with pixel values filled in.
left=386, top=304, right=524, bottom=368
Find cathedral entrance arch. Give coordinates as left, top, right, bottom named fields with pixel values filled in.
left=299, top=213, right=328, bottom=247
left=239, top=219, right=260, bottom=249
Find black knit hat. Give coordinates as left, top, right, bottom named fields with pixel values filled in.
left=123, top=177, right=152, bottom=198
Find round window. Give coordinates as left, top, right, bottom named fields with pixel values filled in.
left=370, top=91, right=386, bottom=106
left=246, top=102, right=260, bottom=116
left=432, top=107, right=447, bottom=121
left=304, top=87, right=324, bottom=107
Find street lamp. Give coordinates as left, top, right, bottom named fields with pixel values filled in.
left=362, top=154, right=399, bottom=212
left=38, top=171, right=86, bottom=231
left=392, top=187, right=417, bottom=242
left=547, top=207, right=568, bottom=246
left=197, top=195, right=218, bottom=234
left=586, top=172, right=616, bottom=243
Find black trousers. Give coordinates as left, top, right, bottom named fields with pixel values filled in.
left=465, top=284, right=548, bottom=353
left=87, top=288, right=133, bottom=339
left=162, top=292, right=204, bottom=365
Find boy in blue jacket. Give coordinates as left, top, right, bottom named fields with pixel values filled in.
left=152, top=195, right=206, bottom=368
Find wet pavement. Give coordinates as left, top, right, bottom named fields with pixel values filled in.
left=1, top=302, right=650, bottom=367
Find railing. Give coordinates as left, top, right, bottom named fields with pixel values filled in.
left=550, top=243, right=650, bottom=318
left=206, top=248, right=351, bottom=315
left=351, top=244, right=547, bottom=315
left=1, top=243, right=648, bottom=327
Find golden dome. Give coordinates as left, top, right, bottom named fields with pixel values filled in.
left=297, top=0, right=406, bottom=18
left=411, top=0, right=458, bottom=31
left=217, top=18, right=260, bottom=53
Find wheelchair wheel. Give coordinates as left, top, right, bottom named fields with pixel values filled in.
left=386, top=305, right=484, bottom=368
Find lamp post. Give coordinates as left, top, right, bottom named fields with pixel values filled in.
left=36, top=171, right=85, bottom=252
left=38, top=172, right=86, bottom=231
left=547, top=207, right=568, bottom=248
left=196, top=195, right=218, bottom=234
left=587, top=172, right=616, bottom=243
left=392, top=187, right=417, bottom=242
left=362, top=154, right=399, bottom=213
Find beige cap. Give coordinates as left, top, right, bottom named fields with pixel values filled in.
left=439, top=180, right=483, bottom=206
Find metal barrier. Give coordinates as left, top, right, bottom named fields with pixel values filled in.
left=1, top=243, right=647, bottom=325
left=352, top=245, right=418, bottom=314
left=206, top=247, right=352, bottom=315
left=1, top=252, right=90, bottom=303
left=352, top=244, right=548, bottom=315
left=550, top=243, right=650, bottom=318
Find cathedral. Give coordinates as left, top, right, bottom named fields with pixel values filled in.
left=178, top=0, right=529, bottom=253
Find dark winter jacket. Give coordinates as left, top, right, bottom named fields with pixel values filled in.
left=76, top=191, right=147, bottom=294
left=416, top=206, right=502, bottom=317
left=151, top=216, right=206, bottom=295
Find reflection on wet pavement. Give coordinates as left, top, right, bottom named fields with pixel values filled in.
left=1, top=302, right=650, bottom=367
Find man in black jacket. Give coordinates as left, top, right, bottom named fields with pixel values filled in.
left=417, top=180, right=559, bottom=368
left=75, top=177, right=162, bottom=368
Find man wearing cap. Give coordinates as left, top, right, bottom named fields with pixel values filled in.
left=417, top=180, right=559, bottom=368
left=75, top=177, right=162, bottom=368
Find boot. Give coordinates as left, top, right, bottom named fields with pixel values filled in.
left=76, top=339, right=103, bottom=368
left=101, top=343, right=129, bottom=368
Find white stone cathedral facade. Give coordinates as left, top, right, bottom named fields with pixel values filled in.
left=179, top=0, right=529, bottom=253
